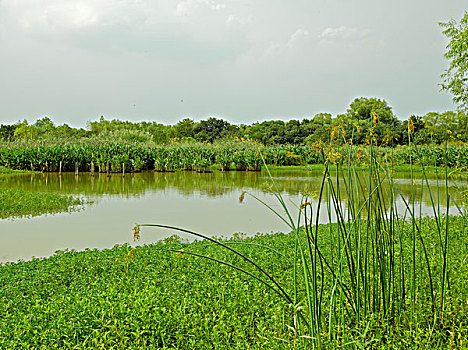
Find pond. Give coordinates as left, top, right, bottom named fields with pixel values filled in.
left=1, top=169, right=467, bottom=262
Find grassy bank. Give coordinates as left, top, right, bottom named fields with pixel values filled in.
left=0, top=188, right=85, bottom=219
left=0, top=166, right=36, bottom=174
left=0, top=216, right=467, bottom=349
left=263, top=163, right=466, bottom=173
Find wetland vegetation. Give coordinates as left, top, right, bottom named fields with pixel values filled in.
left=0, top=187, right=84, bottom=220
left=2, top=118, right=468, bottom=347
left=2, top=100, right=468, bottom=348
left=1, top=8, right=468, bottom=349
left=0, top=216, right=467, bottom=348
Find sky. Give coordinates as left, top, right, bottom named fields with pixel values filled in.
left=0, top=0, right=466, bottom=128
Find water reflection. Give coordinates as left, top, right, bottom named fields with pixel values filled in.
left=1, top=169, right=466, bottom=206
left=0, top=169, right=467, bottom=263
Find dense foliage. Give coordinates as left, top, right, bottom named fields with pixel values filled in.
left=1, top=98, right=467, bottom=146
left=440, top=11, right=468, bottom=112
left=0, top=216, right=466, bottom=349
left=2, top=140, right=468, bottom=173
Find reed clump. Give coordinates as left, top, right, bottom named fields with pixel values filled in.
left=135, top=129, right=468, bottom=348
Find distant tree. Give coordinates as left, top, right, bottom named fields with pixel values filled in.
left=440, top=11, right=468, bottom=112
left=456, top=111, right=468, bottom=141
left=87, top=116, right=111, bottom=134
left=284, top=119, right=307, bottom=144
left=34, top=116, right=54, bottom=130
left=244, top=120, right=286, bottom=145
left=14, top=120, right=39, bottom=140
left=194, top=117, right=234, bottom=143
left=34, top=116, right=55, bottom=137
left=174, top=118, right=195, bottom=139
left=150, top=123, right=173, bottom=143
left=0, top=124, right=17, bottom=141
left=304, top=113, right=333, bottom=144
left=346, top=97, right=399, bottom=126
left=407, top=115, right=426, bottom=145
left=345, top=97, right=400, bottom=145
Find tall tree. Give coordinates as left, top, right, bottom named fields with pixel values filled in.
left=194, top=117, right=235, bottom=143
left=345, top=97, right=400, bottom=145
left=440, top=11, right=468, bottom=112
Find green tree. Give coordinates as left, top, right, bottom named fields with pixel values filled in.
left=174, top=118, right=195, bottom=139
left=0, top=124, right=17, bottom=141
left=14, top=120, right=39, bottom=140
left=440, top=11, right=468, bottom=112
left=344, top=97, right=400, bottom=145
left=303, top=113, right=332, bottom=144
left=194, top=117, right=235, bottom=143
left=34, top=116, right=55, bottom=138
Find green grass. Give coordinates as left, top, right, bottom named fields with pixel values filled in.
left=264, top=163, right=465, bottom=174
left=0, top=217, right=466, bottom=349
left=0, top=166, right=36, bottom=174
left=0, top=188, right=85, bottom=219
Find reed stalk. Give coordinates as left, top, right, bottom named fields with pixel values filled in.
left=134, top=126, right=463, bottom=348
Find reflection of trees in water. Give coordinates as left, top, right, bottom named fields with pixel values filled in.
left=0, top=170, right=467, bottom=208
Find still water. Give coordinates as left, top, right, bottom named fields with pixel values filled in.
left=1, top=169, right=466, bottom=262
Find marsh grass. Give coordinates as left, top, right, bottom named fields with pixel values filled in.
left=136, top=125, right=468, bottom=348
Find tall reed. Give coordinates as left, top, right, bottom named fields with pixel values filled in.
left=134, top=122, right=464, bottom=348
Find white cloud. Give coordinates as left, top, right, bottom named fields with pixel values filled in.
left=226, top=14, right=252, bottom=27
left=287, top=28, right=310, bottom=47
left=263, top=41, right=282, bottom=56
left=0, top=0, right=247, bottom=63
left=0, top=0, right=151, bottom=32
left=0, top=0, right=465, bottom=126
left=175, top=0, right=226, bottom=16
left=319, top=25, right=369, bottom=42
left=262, top=28, right=312, bottom=57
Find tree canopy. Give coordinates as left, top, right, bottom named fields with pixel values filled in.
left=2, top=98, right=466, bottom=147
left=440, top=11, right=468, bottom=112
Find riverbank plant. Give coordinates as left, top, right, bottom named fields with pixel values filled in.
left=0, top=166, right=36, bottom=174
left=2, top=140, right=468, bottom=173
left=134, top=122, right=468, bottom=348
left=0, top=216, right=466, bottom=348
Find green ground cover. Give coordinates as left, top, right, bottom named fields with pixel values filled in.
left=0, top=216, right=467, bottom=349
left=263, top=164, right=465, bottom=174
left=0, top=188, right=85, bottom=219
left=0, top=166, right=35, bottom=174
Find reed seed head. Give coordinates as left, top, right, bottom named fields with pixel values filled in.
left=300, top=202, right=311, bottom=210
left=133, top=224, right=141, bottom=242
left=372, top=111, right=379, bottom=126
left=239, top=191, right=246, bottom=203
left=408, top=119, right=414, bottom=133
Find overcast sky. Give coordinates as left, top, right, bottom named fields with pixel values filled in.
left=0, top=1, right=466, bottom=127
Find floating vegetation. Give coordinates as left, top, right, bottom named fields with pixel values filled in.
left=0, top=188, right=85, bottom=219
left=0, top=216, right=467, bottom=348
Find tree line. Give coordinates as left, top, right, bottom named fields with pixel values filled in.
left=1, top=97, right=467, bottom=146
